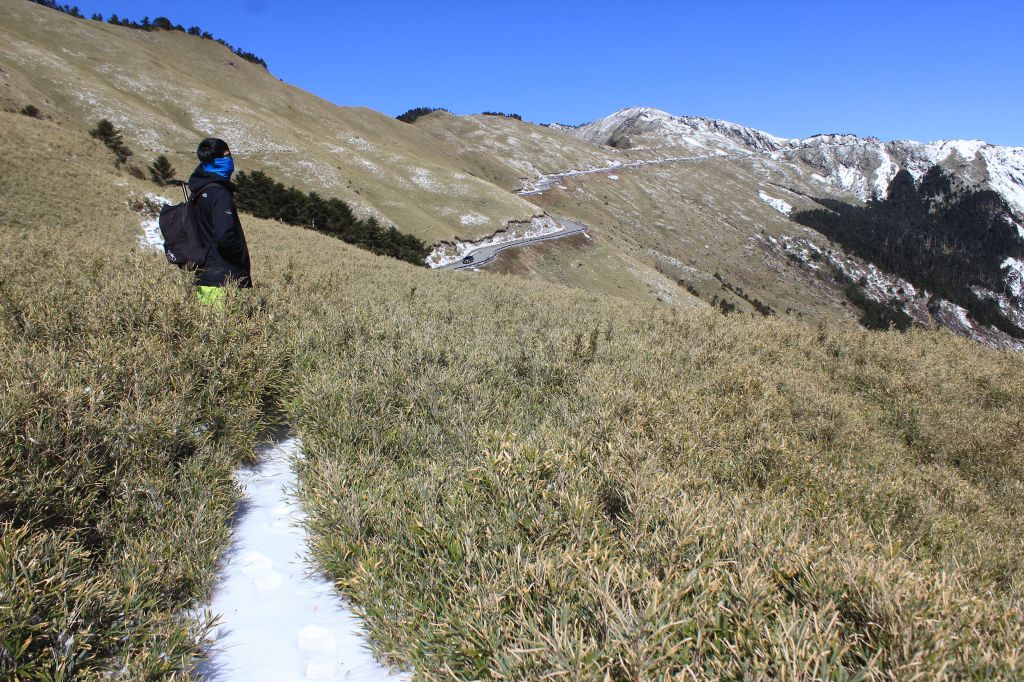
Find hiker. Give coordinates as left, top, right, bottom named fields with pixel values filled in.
left=188, top=137, right=251, bottom=304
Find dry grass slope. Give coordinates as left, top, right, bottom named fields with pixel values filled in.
left=0, top=0, right=538, bottom=244
left=2, top=33, right=1024, bottom=682
left=289, top=271, right=1024, bottom=679
left=0, top=113, right=294, bottom=677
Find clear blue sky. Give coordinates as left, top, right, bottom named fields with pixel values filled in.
left=72, top=0, right=1023, bottom=145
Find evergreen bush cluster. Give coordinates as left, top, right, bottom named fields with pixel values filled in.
left=792, top=166, right=1024, bottom=337
left=481, top=111, right=523, bottom=120
left=147, top=154, right=177, bottom=186
left=88, top=118, right=132, bottom=165
left=28, top=0, right=268, bottom=69
left=396, top=107, right=450, bottom=124
left=234, top=170, right=430, bottom=265
left=18, top=104, right=41, bottom=119
left=714, top=272, right=775, bottom=316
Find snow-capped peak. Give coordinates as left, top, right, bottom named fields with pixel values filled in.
left=569, top=107, right=1024, bottom=216
left=574, top=107, right=789, bottom=156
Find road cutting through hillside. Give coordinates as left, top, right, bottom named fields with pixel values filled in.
left=441, top=217, right=590, bottom=270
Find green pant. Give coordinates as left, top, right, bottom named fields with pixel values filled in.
left=196, top=285, right=226, bottom=307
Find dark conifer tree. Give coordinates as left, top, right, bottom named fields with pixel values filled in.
left=147, top=155, right=177, bottom=186
left=886, top=169, right=918, bottom=205
left=89, top=119, right=133, bottom=165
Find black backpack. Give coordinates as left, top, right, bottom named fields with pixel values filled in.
left=158, top=182, right=216, bottom=269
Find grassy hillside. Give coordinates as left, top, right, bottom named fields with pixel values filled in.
left=3, top=98, right=1024, bottom=680
left=0, top=112, right=296, bottom=677
left=0, top=0, right=539, bottom=244
left=1, top=0, right=886, bottom=322
left=290, top=249, right=1024, bottom=678
left=416, top=108, right=876, bottom=323
left=413, top=111, right=642, bottom=190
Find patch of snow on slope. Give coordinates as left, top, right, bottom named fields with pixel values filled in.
left=1003, top=257, right=1024, bottom=300
left=137, top=194, right=170, bottom=251
left=351, top=156, right=386, bottom=178
left=410, top=168, right=441, bottom=192
left=194, top=438, right=408, bottom=682
left=190, top=109, right=298, bottom=155
left=835, top=165, right=856, bottom=189
left=874, top=147, right=898, bottom=197
left=981, top=146, right=1024, bottom=216
left=294, top=159, right=341, bottom=187
left=333, top=134, right=379, bottom=153
left=924, top=139, right=985, bottom=163
left=758, top=191, right=792, bottom=215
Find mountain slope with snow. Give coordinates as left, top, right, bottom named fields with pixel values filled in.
left=572, top=107, right=1024, bottom=216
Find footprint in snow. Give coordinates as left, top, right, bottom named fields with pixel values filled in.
left=239, top=550, right=285, bottom=592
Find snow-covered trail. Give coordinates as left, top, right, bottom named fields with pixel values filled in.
left=195, top=437, right=409, bottom=682
left=135, top=213, right=407, bottom=680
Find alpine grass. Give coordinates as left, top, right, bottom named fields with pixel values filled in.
left=3, top=109, right=1024, bottom=679
left=1, top=114, right=292, bottom=678
left=287, top=275, right=1024, bottom=679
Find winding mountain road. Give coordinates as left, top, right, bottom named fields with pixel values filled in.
left=440, top=152, right=751, bottom=271
left=441, top=217, right=590, bottom=270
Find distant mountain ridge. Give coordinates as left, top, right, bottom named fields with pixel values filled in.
left=570, top=107, right=1024, bottom=217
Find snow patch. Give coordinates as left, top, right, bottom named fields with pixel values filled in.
left=194, top=438, right=408, bottom=682
left=410, top=168, right=441, bottom=192
left=758, top=191, right=792, bottom=216
left=981, top=146, right=1024, bottom=217
left=1003, top=257, right=1024, bottom=300
left=137, top=194, right=170, bottom=251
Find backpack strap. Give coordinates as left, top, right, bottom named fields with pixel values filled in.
left=186, top=180, right=222, bottom=203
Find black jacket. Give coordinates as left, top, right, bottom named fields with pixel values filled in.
left=188, top=166, right=252, bottom=287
